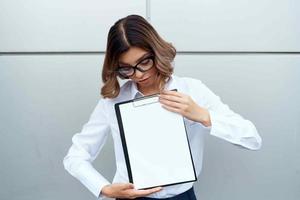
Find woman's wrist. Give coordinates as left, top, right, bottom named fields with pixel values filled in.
left=101, top=184, right=112, bottom=197
left=196, top=107, right=211, bottom=127
left=202, top=113, right=211, bottom=127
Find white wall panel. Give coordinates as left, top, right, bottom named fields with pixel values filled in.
left=173, top=54, right=300, bottom=200
left=150, top=0, right=300, bottom=52
left=1, top=54, right=299, bottom=199
left=0, top=55, right=116, bottom=200
left=0, top=0, right=146, bottom=52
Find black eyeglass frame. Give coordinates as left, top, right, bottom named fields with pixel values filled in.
left=115, top=55, right=155, bottom=79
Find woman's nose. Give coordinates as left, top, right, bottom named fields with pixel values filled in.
left=134, top=69, right=144, bottom=78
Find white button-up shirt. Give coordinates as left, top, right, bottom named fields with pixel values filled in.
left=63, top=75, right=262, bottom=199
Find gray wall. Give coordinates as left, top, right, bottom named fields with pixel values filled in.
left=0, top=1, right=299, bottom=200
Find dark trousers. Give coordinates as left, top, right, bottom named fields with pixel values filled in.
left=116, top=187, right=197, bottom=200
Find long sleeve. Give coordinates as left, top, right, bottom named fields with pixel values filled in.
left=191, top=78, right=262, bottom=150
left=63, top=99, right=111, bottom=199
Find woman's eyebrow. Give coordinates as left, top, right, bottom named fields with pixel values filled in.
left=119, top=53, right=151, bottom=65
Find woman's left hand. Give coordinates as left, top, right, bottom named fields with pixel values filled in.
left=159, top=90, right=211, bottom=127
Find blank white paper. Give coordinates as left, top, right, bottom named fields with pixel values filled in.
left=117, top=95, right=196, bottom=189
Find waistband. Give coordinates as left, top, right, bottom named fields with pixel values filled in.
left=116, top=187, right=196, bottom=200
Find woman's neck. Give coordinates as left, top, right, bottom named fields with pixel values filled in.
left=139, top=87, right=160, bottom=96
left=138, top=84, right=160, bottom=96
left=136, top=75, right=169, bottom=96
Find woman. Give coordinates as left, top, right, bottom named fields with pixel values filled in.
left=63, top=15, right=262, bottom=200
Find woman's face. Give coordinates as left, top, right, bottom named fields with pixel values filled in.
left=118, top=47, right=158, bottom=92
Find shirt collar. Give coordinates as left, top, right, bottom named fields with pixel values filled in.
left=130, top=80, right=143, bottom=99
left=129, top=75, right=177, bottom=99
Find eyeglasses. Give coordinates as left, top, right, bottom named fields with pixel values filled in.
left=116, top=55, right=155, bottom=79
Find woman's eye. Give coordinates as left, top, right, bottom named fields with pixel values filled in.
left=140, top=59, right=150, bottom=65
left=119, top=67, right=132, bottom=72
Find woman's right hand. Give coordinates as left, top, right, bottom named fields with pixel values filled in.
left=101, top=183, right=163, bottom=199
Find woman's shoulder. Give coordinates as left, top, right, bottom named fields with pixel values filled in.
left=172, top=75, right=212, bottom=99
left=101, top=80, right=133, bottom=104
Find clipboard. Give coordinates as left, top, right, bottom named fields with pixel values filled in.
left=114, top=90, right=197, bottom=189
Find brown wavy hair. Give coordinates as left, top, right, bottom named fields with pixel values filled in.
left=101, top=15, right=176, bottom=99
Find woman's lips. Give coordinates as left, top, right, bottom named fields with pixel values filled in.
left=139, top=77, right=149, bottom=83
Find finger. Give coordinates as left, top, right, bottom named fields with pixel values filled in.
left=161, top=90, right=183, bottom=97
left=159, top=94, right=183, bottom=103
left=134, top=187, right=163, bottom=197
left=159, top=98, right=183, bottom=109
left=121, top=183, right=135, bottom=190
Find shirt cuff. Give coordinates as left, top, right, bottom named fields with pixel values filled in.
left=207, top=110, right=262, bottom=150
left=208, top=110, right=232, bottom=139
left=74, top=162, right=111, bottom=199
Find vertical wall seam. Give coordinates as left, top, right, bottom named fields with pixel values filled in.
left=146, top=0, right=151, bottom=21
